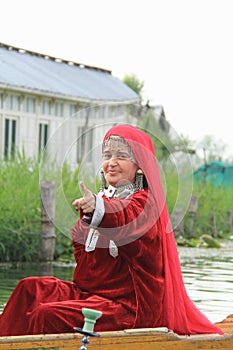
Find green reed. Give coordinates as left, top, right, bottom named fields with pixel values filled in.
left=0, top=155, right=232, bottom=262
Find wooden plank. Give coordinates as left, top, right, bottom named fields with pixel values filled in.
left=0, top=313, right=232, bottom=350
left=215, top=313, right=233, bottom=334
left=0, top=330, right=233, bottom=350
left=0, top=333, right=82, bottom=350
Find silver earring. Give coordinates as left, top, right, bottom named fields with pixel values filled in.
left=135, top=169, right=144, bottom=190
left=100, top=168, right=107, bottom=191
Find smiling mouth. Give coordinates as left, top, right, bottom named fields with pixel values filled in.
left=108, top=170, right=119, bottom=175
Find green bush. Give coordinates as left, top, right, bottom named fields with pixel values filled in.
left=0, top=155, right=232, bottom=262
left=0, top=154, right=41, bottom=261
left=0, top=154, right=99, bottom=262
left=192, top=182, right=233, bottom=236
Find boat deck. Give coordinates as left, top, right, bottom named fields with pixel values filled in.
left=0, top=314, right=232, bottom=350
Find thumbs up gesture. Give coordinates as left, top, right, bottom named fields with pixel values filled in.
left=72, top=182, right=96, bottom=213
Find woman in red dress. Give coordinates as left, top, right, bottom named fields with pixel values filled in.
left=0, top=124, right=223, bottom=336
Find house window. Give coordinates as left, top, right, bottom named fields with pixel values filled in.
left=86, top=127, right=93, bottom=162
left=65, top=103, right=77, bottom=117
left=39, top=123, right=48, bottom=153
left=4, top=118, right=17, bottom=160
left=23, top=97, right=36, bottom=113
left=5, top=94, right=20, bottom=111
left=54, top=101, right=63, bottom=117
left=0, top=92, right=3, bottom=109
left=41, top=100, right=52, bottom=115
left=77, top=126, right=85, bottom=162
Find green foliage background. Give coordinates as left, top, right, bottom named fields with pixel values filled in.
left=0, top=155, right=232, bottom=262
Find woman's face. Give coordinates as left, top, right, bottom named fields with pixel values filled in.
left=102, top=139, right=138, bottom=187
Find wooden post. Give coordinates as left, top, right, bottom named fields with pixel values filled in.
left=210, top=213, right=217, bottom=238
left=187, top=195, right=198, bottom=237
left=227, top=210, right=232, bottom=233
left=40, top=181, right=56, bottom=261
left=172, top=209, right=184, bottom=237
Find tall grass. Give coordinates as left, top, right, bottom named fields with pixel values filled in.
left=0, top=154, right=41, bottom=261
left=192, top=182, right=233, bottom=236
left=164, top=170, right=233, bottom=237
left=0, top=156, right=232, bottom=262
left=0, top=154, right=99, bottom=262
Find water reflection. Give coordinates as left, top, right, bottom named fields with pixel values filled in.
left=179, top=242, right=233, bottom=323
left=0, top=262, right=74, bottom=312
left=0, top=242, right=233, bottom=324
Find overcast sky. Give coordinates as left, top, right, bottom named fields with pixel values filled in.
left=1, top=0, right=233, bottom=159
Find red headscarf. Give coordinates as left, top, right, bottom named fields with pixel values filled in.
left=103, top=124, right=223, bottom=335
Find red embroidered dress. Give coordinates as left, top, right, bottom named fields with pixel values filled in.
left=0, top=125, right=223, bottom=336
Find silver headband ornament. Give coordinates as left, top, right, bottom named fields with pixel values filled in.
left=103, top=135, right=135, bottom=162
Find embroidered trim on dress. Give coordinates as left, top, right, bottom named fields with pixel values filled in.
left=85, top=183, right=139, bottom=257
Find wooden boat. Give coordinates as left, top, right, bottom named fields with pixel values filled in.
left=0, top=313, right=232, bottom=350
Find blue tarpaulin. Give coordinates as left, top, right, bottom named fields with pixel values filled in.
left=193, top=161, right=233, bottom=188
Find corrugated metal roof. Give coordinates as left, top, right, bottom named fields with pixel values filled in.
left=0, top=43, right=139, bottom=103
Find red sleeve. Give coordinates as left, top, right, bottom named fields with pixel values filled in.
left=72, top=213, right=89, bottom=263
left=98, top=189, right=159, bottom=244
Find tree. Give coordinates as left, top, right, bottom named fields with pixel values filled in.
left=122, top=74, right=196, bottom=167
left=122, top=74, right=144, bottom=102
left=196, top=135, right=229, bottom=163
left=137, top=109, right=174, bottom=161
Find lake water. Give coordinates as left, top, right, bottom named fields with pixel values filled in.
left=0, top=241, right=233, bottom=324
left=178, top=241, right=233, bottom=323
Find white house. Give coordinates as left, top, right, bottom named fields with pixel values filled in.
left=0, top=42, right=140, bottom=167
